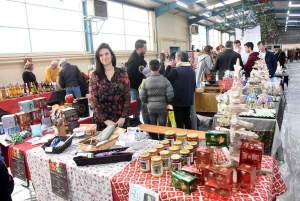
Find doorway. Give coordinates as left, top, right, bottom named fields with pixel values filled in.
left=170, top=47, right=179, bottom=53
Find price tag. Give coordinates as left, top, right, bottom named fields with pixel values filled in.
left=11, top=148, right=27, bottom=182
left=129, top=183, right=159, bottom=201
left=49, top=159, right=69, bottom=200
left=45, top=147, right=53, bottom=153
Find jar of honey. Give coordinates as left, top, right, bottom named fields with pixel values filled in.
left=165, top=130, right=176, bottom=146
left=140, top=152, right=151, bottom=173
left=151, top=156, right=163, bottom=177
left=173, top=140, right=183, bottom=150
left=187, top=133, right=199, bottom=147
left=188, top=141, right=198, bottom=159
left=180, top=149, right=190, bottom=166
left=147, top=148, right=158, bottom=158
left=184, top=145, right=194, bottom=164
left=160, top=150, right=171, bottom=171
left=155, top=144, right=164, bottom=154
left=169, top=146, right=180, bottom=155
left=171, top=154, right=182, bottom=171
left=160, top=140, right=170, bottom=150
left=176, top=132, right=187, bottom=146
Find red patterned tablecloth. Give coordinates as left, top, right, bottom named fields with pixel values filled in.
left=111, top=154, right=287, bottom=201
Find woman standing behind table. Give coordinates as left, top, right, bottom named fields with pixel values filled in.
left=196, top=45, right=215, bottom=85
left=22, top=62, right=38, bottom=87
left=89, top=43, right=130, bottom=131
left=158, top=53, right=166, bottom=75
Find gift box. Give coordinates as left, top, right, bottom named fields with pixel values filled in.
left=7, top=126, right=20, bottom=135
left=42, top=107, right=51, bottom=118
left=31, top=109, right=43, bottom=123
left=18, top=100, right=34, bottom=113
left=181, top=166, right=203, bottom=185
left=1, top=114, right=18, bottom=131
left=205, top=130, right=230, bottom=147
left=65, top=121, right=79, bottom=134
left=15, top=112, right=32, bottom=125
left=19, top=123, right=31, bottom=132
left=79, top=124, right=97, bottom=135
left=204, top=166, right=218, bottom=184
left=196, top=147, right=214, bottom=170
left=215, top=167, right=233, bottom=188
left=218, top=187, right=231, bottom=201
left=237, top=164, right=256, bottom=193
left=239, top=141, right=264, bottom=170
left=171, top=171, right=197, bottom=194
left=32, top=97, right=47, bottom=110
left=42, top=117, right=51, bottom=127
left=59, top=108, right=78, bottom=123
left=204, top=182, right=219, bottom=200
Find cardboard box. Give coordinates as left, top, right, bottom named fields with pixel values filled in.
left=7, top=126, right=20, bottom=135
left=42, top=117, right=51, bottom=127
left=1, top=114, right=18, bottom=131
left=41, top=108, right=51, bottom=118
left=171, top=171, right=197, bottom=194
left=59, top=108, right=78, bottom=123
left=79, top=124, right=97, bottom=135
left=196, top=147, right=214, bottom=170
left=239, top=141, right=264, bottom=170
left=31, top=109, right=43, bottom=122
left=19, top=123, right=31, bottom=132
left=204, top=182, right=219, bottom=199
left=32, top=97, right=47, bottom=110
left=15, top=112, right=32, bottom=125
left=205, top=130, right=230, bottom=147
left=181, top=165, right=203, bottom=185
left=237, top=164, right=256, bottom=193
left=18, top=100, right=34, bottom=113
left=218, top=187, right=231, bottom=201
left=204, top=166, right=218, bottom=184
left=65, top=121, right=79, bottom=134
left=215, top=167, right=233, bottom=188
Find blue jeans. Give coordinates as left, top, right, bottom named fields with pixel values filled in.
left=66, top=86, right=81, bottom=99
left=149, top=112, right=167, bottom=140
left=130, top=88, right=141, bottom=121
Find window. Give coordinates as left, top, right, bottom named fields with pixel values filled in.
left=92, top=1, right=150, bottom=51
left=209, top=29, right=220, bottom=49
left=222, top=33, right=229, bottom=44
left=191, top=25, right=207, bottom=50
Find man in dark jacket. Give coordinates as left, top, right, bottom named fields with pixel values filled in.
left=127, top=40, right=147, bottom=121
left=257, top=41, right=277, bottom=78
left=244, top=42, right=259, bottom=78
left=165, top=51, right=195, bottom=129
left=214, top=41, right=244, bottom=82
left=58, top=58, right=84, bottom=98
left=0, top=147, right=14, bottom=201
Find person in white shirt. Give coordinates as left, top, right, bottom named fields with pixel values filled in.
left=234, top=40, right=249, bottom=64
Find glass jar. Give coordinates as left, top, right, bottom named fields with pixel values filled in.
left=140, top=152, right=151, bottom=173
left=160, top=150, right=171, bottom=171
left=188, top=141, right=198, bottom=159
left=165, top=130, right=176, bottom=146
left=184, top=145, right=194, bottom=164
left=155, top=144, right=164, bottom=154
left=160, top=140, right=170, bottom=150
left=147, top=148, right=158, bottom=158
left=180, top=149, right=190, bottom=166
left=151, top=156, right=163, bottom=177
left=171, top=154, right=182, bottom=171
left=187, top=133, right=199, bottom=147
left=173, top=140, right=183, bottom=150
left=176, top=132, right=187, bottom=146
left=169, top=146, right=180, bottom=155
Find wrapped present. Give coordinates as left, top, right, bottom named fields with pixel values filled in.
left=42, top=117, right=52, bottom=128
left=65, top=121, right=79, bottom=134
left=171, top=170, right=197, bottom=194
left=18, top=100, right=34, bottom=113
left=205, top=130, right=230, bottom=147
left=237, top=164, right=256, bottom=193
left=31, top=109, right=43, bottom=123
left=239, top=140, right=264, bottom=170
left=32, top=97, right=47, bottom=110
left=15, top=112, right=32, bottom=125
left=1, top=114, right=18, bottom=131
left=19, top=123, right=31, bottom=132
left=59, top=108, right=78, bottom=123
left=42, top=107, right=51, bottom=118
left=181, top=165, right=203, bottom=185
left=196, top=147, right=214, bottom=170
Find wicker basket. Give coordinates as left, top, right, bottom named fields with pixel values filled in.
left=78, top=134, right=118, bottom=152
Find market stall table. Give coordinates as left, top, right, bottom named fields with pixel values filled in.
left=274, top=72, right=289, bottom=90
left=111, top=155, right=287, bottom=201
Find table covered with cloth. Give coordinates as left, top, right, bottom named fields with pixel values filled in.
left=111, top=153, right=287, bottom=201
left=26, top=139, right=158, bottom=201
left=212, top=96, right=286, bottom=156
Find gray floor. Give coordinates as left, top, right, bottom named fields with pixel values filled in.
left=10, top=62, right=299, bottom=201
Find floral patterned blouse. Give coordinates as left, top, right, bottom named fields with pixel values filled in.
left=89, top=67, right=131, bottom=131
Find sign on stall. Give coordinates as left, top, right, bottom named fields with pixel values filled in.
left=129, top=183, right=159, bottom=201
left=49, top=159, right=69, bottom=200
left=11, top=148, right=27, bottom=181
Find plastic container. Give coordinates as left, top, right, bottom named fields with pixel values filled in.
left=155, top=144, right=164, bottom=155
left=188, top=141, right=198, bottom=159
left=151, top=156, right=163, bottom=177
left=160, top=150, right=171, bottom=171
left=140, top=152, right=151, bottom=173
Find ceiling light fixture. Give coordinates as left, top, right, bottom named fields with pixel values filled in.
left=287, top=16, right=289, bottom=20
left=289, top=14, right=300, bottom=16
left=176, top=1, right=188, bottom=8
left=195, top=0, right=205, bottom=2
left=289, top=2, right=300, bottom=7
left=203, top=13, right=211, bottom=17
left=287, top=10, right=290, bottom=15
left=288, top=20, right=299, bottom=22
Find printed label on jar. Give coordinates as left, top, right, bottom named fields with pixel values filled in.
left=181, top=156, right=190, bottom=166
left=140, top=160, right=150, bottom=171
left=171, top=162, right=182, bottom=171
left=183, top=140, right=187, bottom=146
left=162, top=158, right=171, bottom=168
left=151, top=164, right=163, bottom=176
left=168, top=139, right=174, bottom=146
left=190, top=153, right=194, bottom=163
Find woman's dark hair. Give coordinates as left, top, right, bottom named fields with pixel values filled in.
left=203, top=45, right=213, bottom=55
left=94, top=43, right=116, bottom=79
left=159, top=53, right=165, bottom=62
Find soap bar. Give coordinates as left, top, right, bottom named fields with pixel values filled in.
left=205, top=130, right=230, bottom=147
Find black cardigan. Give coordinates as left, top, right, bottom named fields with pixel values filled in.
left=22, top=71, right=37, bottom=87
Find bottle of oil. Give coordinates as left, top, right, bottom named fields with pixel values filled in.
left=1, top=85, right=6, bottom=100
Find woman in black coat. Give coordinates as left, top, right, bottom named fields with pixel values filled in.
left=278, top=52, right=286, bottom=68
left=22, top=62, right=38, bottom=87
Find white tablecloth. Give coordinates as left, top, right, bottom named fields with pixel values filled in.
left=26, top=138, right=158, bottom=201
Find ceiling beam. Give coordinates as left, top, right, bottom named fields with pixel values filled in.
left=153, top=0, right=196, bottom=17
left=189, top=9, right=227, bottom=25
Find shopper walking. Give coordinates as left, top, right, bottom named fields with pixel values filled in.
left=257, top=41, right=277, bottom=78
left=127, top=39, right=147, bottom=122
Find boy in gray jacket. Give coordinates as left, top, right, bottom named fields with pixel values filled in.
left=140, top=60, right=174, bottom=140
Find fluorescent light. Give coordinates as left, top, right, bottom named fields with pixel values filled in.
left=287, top=17, right=289, bottom=20
left=286, top=21, right=288, bottom=24
left=226, top=15, right=234, bottom=18
left=289, top=2, right=300, bottom=7
left=288, top=20, right=299, bottom=22
left=203, top=13, right=211, bottom=17
left=196, top=0, right=205, bottom=2
left=225, top=23, right=229, bottom=25
left=290, top=14, right=300, bottom=16
left=225, top=0, right=240, bottom=4
left=287, top=10, right=290, bottom=14
left=207, top=3, right=223, bottom=9
left=176, top=1, right=188, bottom=8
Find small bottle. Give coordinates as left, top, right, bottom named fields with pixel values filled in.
left=169, top=146, right=180, bottom=155
left=1, top=85, right=6, bottom=99
left=25, top=83, right=29, bottom=95
left=176, top=132, right=187, bottom=146
left=155, top=144, right=164, bottom=155
left=187, top=133, right=199, bottom=147
left=164, top=130, right=176, bottom=146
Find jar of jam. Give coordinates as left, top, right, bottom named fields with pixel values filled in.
left=180, top=149, right=190, bottom=166
left=165, top=130, right=176, bottom=146
left=140, top=152, right=151, bottom=173
left=187, top=133, right=199, bottom=147
left=171, top=154, right=182, bottom=171
left=147, top=148, right=158, bottom=158
left=155, top=144, right=164, bottom=154
left=173, top=140, right=183, bottom=150
left=184, top=145, right=194, bottom=164
left=160, top=140, right=170, bottom=150
left=160, top=150, right=171, bottom=171
left=151, top=156, right=163, bottom=177
left=169, top=146, right=180, bottom=155
left=176, top=132, right=187, bottom=146
left=188, top=141, right=198, bottom=159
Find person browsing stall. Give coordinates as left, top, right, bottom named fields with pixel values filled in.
left=0, top=147, right=14, bottom=201
left=234, top=40, right=249, bottom=64
left=163, top=52, right=176, bottom=77
left=22, top=62, right=38, bottom=88
left=257, top=41, right=277, bottom=78
left=44, top=60, right=60, bottom=84
left=196, top=45, right=215, bottom=84
left=244, top=42, right=259, bottom=78
left=89, top=43, right=130, bottom=131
